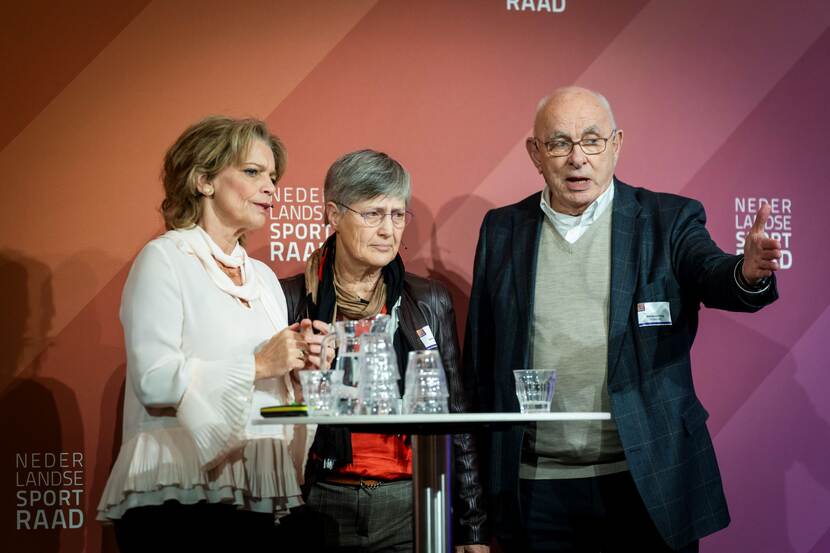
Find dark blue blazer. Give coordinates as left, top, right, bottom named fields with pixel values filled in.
left=463, top=180, right=778, bottom=549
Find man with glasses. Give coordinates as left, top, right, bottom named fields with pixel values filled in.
left=463, top=87, right=780, bottom=552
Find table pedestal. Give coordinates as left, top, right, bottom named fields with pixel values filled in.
left=255, top=412, right=610, bottom=553
left=412, top=434, right=452, bottom=553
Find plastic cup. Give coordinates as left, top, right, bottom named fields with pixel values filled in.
left=357, top=335, right=401, bottom=415
left=513, top=369, right=556, bottom=413
left=403, top=350, right=449, bottom=414
left=298, top=370, right=343, bottom=415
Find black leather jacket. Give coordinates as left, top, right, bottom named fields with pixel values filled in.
left=281, top=272, right=488, bottom=545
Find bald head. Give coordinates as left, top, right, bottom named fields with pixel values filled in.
left=526, top=86, right=623, bottom=215
left=533, top=86, right=617, bottom=137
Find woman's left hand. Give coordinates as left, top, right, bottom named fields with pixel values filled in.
left=298, top=319, right=331, bottom=370
left=288, top=319, right=330, bottom=400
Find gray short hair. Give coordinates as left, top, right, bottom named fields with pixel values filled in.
left=324, top=150, right=411, bottom=210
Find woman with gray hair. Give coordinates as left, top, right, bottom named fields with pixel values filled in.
left=280, top=149, right=489, bottom=552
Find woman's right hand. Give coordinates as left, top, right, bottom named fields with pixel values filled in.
left=254, top=323, right=308, bottom=380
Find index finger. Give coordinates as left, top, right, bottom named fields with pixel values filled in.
left=312, top=320, right=331, bottom=335
left=279, top=329, right=305, bottom=342
left=304, top=333, right=326, bottom=345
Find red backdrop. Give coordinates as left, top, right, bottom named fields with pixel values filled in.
left=2, top=1, right=829, bottom=551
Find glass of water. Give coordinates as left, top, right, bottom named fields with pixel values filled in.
left=513, top=369, right=556, bottom=413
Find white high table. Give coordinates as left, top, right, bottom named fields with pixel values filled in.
left=257, top=412, right=610, bottom=553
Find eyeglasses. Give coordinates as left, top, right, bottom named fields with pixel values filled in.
left=533, top=129, right=618, bottom=158
left=335, top=202, right=413, bottom=228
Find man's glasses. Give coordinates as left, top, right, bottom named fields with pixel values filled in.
left=533, top=129, right=618, bottom=158
left=336, top=202, right=413, bottom=228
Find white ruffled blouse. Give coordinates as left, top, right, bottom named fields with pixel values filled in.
left=97, top=227, right=314, bottom=521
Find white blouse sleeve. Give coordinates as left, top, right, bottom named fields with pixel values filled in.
left=120, top=241, right=255, bottom=469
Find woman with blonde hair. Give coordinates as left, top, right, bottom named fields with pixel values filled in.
left=97, top=116, right=326, bottom=551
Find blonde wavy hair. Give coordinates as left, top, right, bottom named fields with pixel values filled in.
left=161, top=116, right=286, bottom=230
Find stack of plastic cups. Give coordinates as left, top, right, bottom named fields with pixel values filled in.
left=298, top=370, right=344, bottom=415
left=357, top=333, right=401, bottom=415
left=403, top=350, right=449, bottom=414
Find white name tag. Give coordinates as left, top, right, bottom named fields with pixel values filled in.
left=637, top=302, right=672, bottom=327
left=416, top=325, right=438, bottom=349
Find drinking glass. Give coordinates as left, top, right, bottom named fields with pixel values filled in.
left=513, top=369, right=556, bottom=413
left=298, top=370, right=343, bottom=415
left=358, top=334, right=401, bottom=415
left=403, top=350, right=449, bottom=414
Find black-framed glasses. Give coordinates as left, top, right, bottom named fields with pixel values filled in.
left=533, top=129, right=618, bottom=157
left=335, top=202, right=413, bottom=228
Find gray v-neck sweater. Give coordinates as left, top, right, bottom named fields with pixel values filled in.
left=520, top=206, right=628, bottom=479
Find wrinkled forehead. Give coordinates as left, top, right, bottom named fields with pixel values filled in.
left=350, top=194, right=407, bottom=209
left=535, top=93, right=613, bottom=139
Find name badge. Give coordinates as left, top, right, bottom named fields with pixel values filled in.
left=416, top=325, right=438, bottom=349
left=637, top=302, right=672, bottom=327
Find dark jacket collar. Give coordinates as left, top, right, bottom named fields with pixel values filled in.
left=510, top=192, right=544, bottom=369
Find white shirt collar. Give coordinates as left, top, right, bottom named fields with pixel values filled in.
left=539, top=178, right=615, bottom=243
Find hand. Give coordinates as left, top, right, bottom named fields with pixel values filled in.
left=455, top=545, right=489, bottom=553
left=289, top=319, right=332, bottom=401
left=254, top=323, right=307, bottom=380
left=299, top=319, right=332, bottom=370
left=741, top=203, right=782, bottom=285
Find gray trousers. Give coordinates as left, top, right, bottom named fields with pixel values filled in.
left=306, top=480, right=414, bottom=553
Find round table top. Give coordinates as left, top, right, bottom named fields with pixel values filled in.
left=254, top=411, right=610, bottom=433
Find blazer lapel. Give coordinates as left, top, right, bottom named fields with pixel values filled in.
left=512, top=198, right=544, bottom=369
left=607, top=180, right=642, bottom=386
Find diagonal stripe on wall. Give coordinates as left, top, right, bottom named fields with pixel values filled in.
left=249, top=0, right=649, bottom=286
left=415, top=0, right=830, bottom=309
left=0, top=0, right=379, bottom=378
left=0, top=1, right=151, bottom=151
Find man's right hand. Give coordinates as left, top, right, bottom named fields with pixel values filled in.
left=741, top=203, right=782, bottom=284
